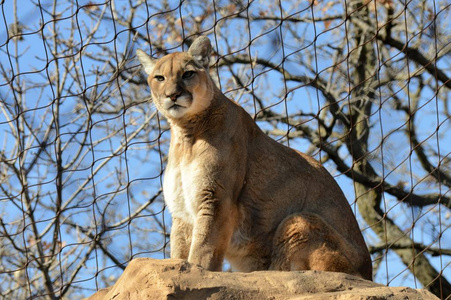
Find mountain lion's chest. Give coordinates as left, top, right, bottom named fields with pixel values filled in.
left=163, top=158, right=205, bottom=224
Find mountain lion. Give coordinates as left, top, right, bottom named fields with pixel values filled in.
left=136, top=36, right=372, bottom=280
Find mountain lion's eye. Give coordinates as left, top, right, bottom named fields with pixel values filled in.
left=182, top=71, right=195, bottom=79
left=154, top=75, right=165, bottom=82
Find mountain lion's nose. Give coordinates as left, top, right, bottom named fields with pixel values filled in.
left=167, top=90, right=181, bottom=102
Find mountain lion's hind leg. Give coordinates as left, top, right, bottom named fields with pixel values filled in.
left=270, top=213, right=361, bottom=277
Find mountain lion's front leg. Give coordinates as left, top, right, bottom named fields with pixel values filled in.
left=188, top=190, right=236, bottom=271
left=170, top=217, right=192, bottom=259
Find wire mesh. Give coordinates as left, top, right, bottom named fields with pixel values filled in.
left=0, top=0, right=450, bottom=299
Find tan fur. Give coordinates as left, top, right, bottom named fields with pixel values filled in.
left=137, top=36, right=373, bottom=280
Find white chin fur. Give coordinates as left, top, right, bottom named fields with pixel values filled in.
left=167, top=105, right=188, bottom=119
left=160, top=95, right=191, bottom=119
left=159, top=94, right=211, bottom=119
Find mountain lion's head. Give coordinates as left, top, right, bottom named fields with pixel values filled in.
left=137, top=36, right=216, bottom=120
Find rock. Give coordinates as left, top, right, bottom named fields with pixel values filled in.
left=86, top=258, right=438, bottom=300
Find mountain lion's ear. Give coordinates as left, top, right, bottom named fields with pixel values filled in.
left=188, top=36, right=212, bottom=69
left=136, top=49, right=156, bottom=75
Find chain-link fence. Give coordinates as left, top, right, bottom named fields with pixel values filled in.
left=0, top=0, right=450, bottom=299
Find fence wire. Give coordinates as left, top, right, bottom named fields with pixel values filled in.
left=0, top=0, right=450, bottom=299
